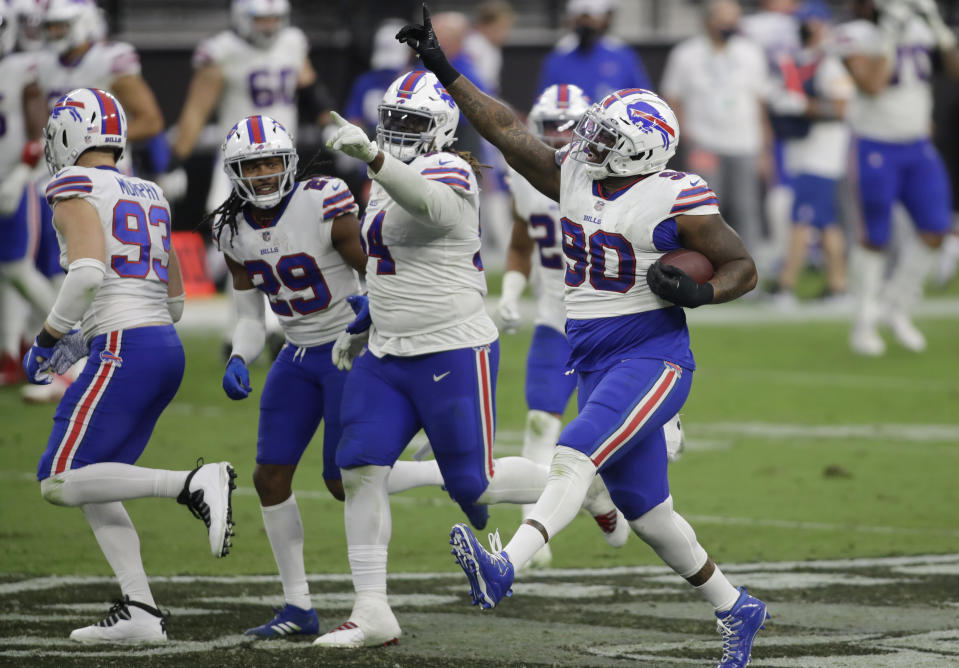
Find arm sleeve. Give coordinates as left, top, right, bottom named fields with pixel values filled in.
left=368, top=152, right=472, bottom=230
left=46, top=258, right=106, bottom=333
left=230, top=287, right=266, bottom=364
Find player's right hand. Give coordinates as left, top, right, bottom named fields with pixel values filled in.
left=345, top=294, right=372, bottom=334
left=497, top=298, right=521, bottom=334
left=22, top=338, right=55, bottom=385
left=325, top=112, right=378, bottom=163
left=646, top=261, right=714, bottom=308
left=46, top=329, right=89, bottom=375
left=21, top=141, right=43, bottom=168
left=222, top=356, right=251, bottom=400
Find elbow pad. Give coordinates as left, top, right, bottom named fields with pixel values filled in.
left=46, top=258, right=106, bottom=333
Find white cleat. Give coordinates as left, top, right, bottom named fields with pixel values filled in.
left=582, top=474, right=629, bottom=548
left=69, top=597, right=167, bottom=645
left=886, top=312, right=926, bottom=353
left=664, top=414, right=685, bottom=463
left=313, top=600, right=400, bottom=648
left=177, top=460, right=236, bottom=558
left=850, top=324, right=885, bottom=357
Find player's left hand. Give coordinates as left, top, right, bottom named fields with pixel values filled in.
left=646, top=261, right=714, bottom=308
left=222, top=356, right=251, bottom=400
left=345, top=294, right=372, bottom=334
left=325, top=111, right=378, bottom=163
left=396, top=4, right=460, bottom=86
left=22, top=337, right=56, bottom=385
left=907, top=0, right=957, bottom=50
left=46, top=329, right=89, bottom=375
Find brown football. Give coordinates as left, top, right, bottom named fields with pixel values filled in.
left=659, top=249, right=714, bottom=284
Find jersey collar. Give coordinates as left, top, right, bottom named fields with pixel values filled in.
left=592, top=173, right=650, bottom=201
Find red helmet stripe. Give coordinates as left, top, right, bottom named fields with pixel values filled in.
left=397, top=70, right=426, bottom=98
left=557, top=84, right=569, bottom=109
left=247, top=115, right=266, bottom=143
left=91, top=89, right=121, bottom=136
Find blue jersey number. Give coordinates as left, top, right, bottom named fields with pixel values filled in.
left=529, top=214, right=564, bottom=270
left=244, top=253, right=332, bottom=317
left=561, top=218, right=636, bottom=293
left=111, top=200, right=171, bottom=282
left=361, top=210, right=396, bottom=275
left=248, top=68, right=298, bottom=108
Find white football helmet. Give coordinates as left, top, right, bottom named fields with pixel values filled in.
left=43, top=87, right=126, bottom=175
left=43, top=0, right=104, bottom=54
left=222, top=114, right=298, bottom=209
left=570, top=88, right=679, bottom=179
left=528, top=84, right=591, bottom=148
left=231, top=0, right=289, bottom=48
left=376, top=70, right=459, bottom=162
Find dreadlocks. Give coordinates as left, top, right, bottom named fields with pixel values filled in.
left=201, top=148, right=334, bottom=249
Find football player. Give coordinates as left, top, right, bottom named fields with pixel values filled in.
left=399, top=9, right=768, bottom=668
left=208, top=115, right=455, bottom=638
left=317, top=70, right=628, bottom=648
left=24, top=88, right=235, bottom=644
left=836, top=0, right=959, bottom=355
left=164, top=0, right=328, bottom=213
left=0, top=0, right=56, bottom=384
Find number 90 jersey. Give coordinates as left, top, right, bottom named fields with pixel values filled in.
left=46, top=166, right=173, bottom=338
left=193, top=27, right=308, bottom=144
left=508, top=168, right=566, bottom=333
left=218, top=177, right=362, bottom=348
left=558, top=156, right=719, bottom=320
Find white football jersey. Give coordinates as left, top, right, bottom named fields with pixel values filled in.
left=0, top=52, right=39, bottom=177
left=45, top=166, right=172, bottom=339
left=833, top=18, right=935, bottom=142
left=193, top=27, right=308, bottom=141
left=217, top=177, right=361, bottom=348
left=362, top=151, right=497, bottom=357
left=559, top=156, right=719, bottom=319
left=35, top=41, right=141, bottom=110
left=508, top=168, right=566, bottom=333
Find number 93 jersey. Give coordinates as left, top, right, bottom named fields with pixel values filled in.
left=45, top=166, right=174, bottom=338
left=217, top=177, right=362, bottom=348
left=558, top=156, right=719, bottom=320
left=193, top=26, right=308, bottom=144
left=508, top=167, right=566, bottom=333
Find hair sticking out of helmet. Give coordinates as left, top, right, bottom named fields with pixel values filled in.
left=569, top=88, right=679, bottom=179
left=222, top=114, right=298, bottom=209
left=43, top=88, right=127, bottom=175
left=42, top=0, right=103, bottom=55
left=231, top=0, right=289, bottom=48
left=528, top=83, right=591, bottom=149
left=376, top=70, right=459, bottom=163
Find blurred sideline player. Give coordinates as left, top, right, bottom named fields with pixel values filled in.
left=207, top=115, right=452, bottom=638
left=837, top=0, right=959, bottom=355
left=316, top=70, right=627, bottom=648
left=25, top=88, right=235, bottom=644
left=398, top=9, right=768, bottom=667
left=0, top=1, right=56, bottom=385
left=500, top=84, right=686, bottom=569
left=767, top=1, right=854, bottom=306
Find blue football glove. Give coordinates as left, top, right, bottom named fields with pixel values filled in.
left=22, top=337, right=56, bottom=385
left=345, top=294, right=371, bottom=334
left=222, top=356, right=251, bottom=400
left=46, top=329, right=89, bottom=375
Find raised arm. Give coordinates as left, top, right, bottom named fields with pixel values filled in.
left=397, top=5, right=560, bottom=201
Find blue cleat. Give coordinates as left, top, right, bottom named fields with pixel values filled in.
left=715, top=587, right=768, bottom=668
left=243, top=603, right=320, bottom=638
left=449, top=523, right=514, bottom=609
left=457, top=501, right=489, bottom=531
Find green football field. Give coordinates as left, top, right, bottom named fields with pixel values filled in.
left=1, top=295, right=958, bottom=666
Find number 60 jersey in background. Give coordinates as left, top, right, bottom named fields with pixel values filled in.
left=45, top=165, right=175, bottom=335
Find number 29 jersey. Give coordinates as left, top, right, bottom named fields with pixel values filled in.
left=45, top=166, right=173, bottom=339
left=218, top=177, right=362, bottom=348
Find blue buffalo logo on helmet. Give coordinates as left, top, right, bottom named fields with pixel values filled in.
left=625, top=99, right=676, bottom=151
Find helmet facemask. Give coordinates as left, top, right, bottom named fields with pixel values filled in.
left=226, top=151, right=297, bottom=209
left=570, top=109, right=633, bottom=179
left=376, top=105, right=444, bottom=162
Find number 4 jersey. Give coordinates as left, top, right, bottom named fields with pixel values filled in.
left=46, top=166, right=174, bottom=338
left=217, top=177, right=362, bottom=348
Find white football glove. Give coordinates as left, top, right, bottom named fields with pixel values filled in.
left=46, top=329, right=89, bottom=375
left=325, top=111, right=378, bottom=164
left=767, top=89, right=808, bottom=116
left=331, top=329, right=369, bottom=371
left=908, top=0, right=957, bottom=50
left=156, top=167, right=188, bottom=203
left=497, top=270, right=527, bottom=334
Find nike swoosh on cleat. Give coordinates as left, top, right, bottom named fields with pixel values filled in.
left=433, top=371, right=451, bottom=382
